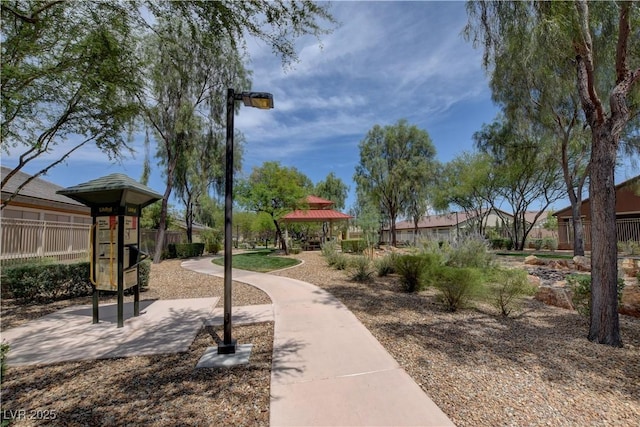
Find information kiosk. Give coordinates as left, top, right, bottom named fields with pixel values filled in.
left=58, top=174, right=162, bottom=327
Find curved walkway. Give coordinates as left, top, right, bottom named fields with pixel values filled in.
left=182, top=257, right=454, bottom=427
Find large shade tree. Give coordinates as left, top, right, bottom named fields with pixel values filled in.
left=236, top=161, right=312, bottom=254
left=1, top=1, right=141, bottom=207
left=466, top=0, right=640, bottom=346
left=354, top=119, right=437, bottom=247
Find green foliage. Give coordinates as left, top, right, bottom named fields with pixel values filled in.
left=375, top=254, right=396, bottom=277
left=541, top=237, right=558, bottom=251
left=341, top=239, right=366, bottom=254
left=138, top=260, right=151, bottom=291
left=1, top=341, right=8, bottom=386
left=446, top=235, right=494, bottom=269
left=618, top=240, right=640, bottom=255
left=354, top=119, right=438, bottom=246
left=315, top=172, right=348, bottom=210
left=486, top=268, right=535, bottom=317
left=568, top=274, right=625, bottom=317
left=2, top=262, right=92, bottom=302
left=395, top=254, right=440, bottom=292
left=349, top=256, right=373, bottom=282
left=201, top=228, right=223, bottom=255
left=328, top=253, right=349, bottom=270
left=168, top=243, right=205, bottom=259
left=321, top=240, right=339, bottom=258
left=434, top=266, right=483, bottom=312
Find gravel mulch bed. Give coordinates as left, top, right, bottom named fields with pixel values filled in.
left=272, top=251, right=640, bottom=427
left=1, top=258, right=272, bottom=426
left=3, top=254, right=640, bottom=426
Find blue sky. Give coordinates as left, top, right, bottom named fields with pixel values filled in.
left=4, top=1, right=636, bottom=213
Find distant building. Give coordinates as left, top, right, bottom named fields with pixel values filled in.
left=554, top=175, right=640, bottom=250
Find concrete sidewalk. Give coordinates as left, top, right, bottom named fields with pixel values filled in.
left=182, top=257, right=454, bottom=427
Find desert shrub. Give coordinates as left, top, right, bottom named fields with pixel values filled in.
left=486, top=268, right=535, bottom=317
left=326, top=252, right=349, bottom=270
left=447, top=234, right=494, bottom=269
left=568, top=274, right=625, bottom=317
left=395, top=254, right=439, bottom=292
left=289, top=247, right=301, bottom=255
left=542, top=237, right=558, bottom=251
left=341, top=239, right=366, bottom=254
left=201, top=229, right=223, bottom=254
left=1, top=342, right=8, bottom=386
left=618, top=240, right=640, bottom=255
left=375, top=254, right=396, bottom=277
left=321, top=241, right=339, bottom=258
left=434, top=266, right=483, bottom=312
left=349, top=256, right=373, bottom=282
left=530, top=239, right=543, bottom=250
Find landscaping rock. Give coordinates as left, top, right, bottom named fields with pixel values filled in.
left=524, top=255, right=547, bottom=266
left=621, top=258, right=640, bottom=278
left=534, top=285, right=574, bottom=310
left=573, top=255, right=591, bottom=272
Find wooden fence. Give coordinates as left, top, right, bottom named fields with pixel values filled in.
left=1, top=217, right=186, bottom=264
left=558, top=218, right=640, bottom=250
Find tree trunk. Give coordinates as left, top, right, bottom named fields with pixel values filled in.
left=571, top=202, right=585, bottom=256
left=153, top=189, right=170, bottom=264
left=588, top=126, right=621, bottom=347
left=273, top=218, right=288, bottom=255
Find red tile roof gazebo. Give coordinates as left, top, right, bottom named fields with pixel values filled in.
left=282, top=195, right=352, bottom=223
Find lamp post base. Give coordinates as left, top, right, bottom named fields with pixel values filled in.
left=217, top=339, right=237, bottom=355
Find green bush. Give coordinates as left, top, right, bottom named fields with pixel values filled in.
left=340, top=239, right=367, bottom=254
left=329, top=252, right=349, bottom=270
left=289, top=247, right=301, bottom=255
left=434, top=266, right=483, bottom=312
left=486, top=268, right=535, bottom=317
left=1, top=342, right=8, bottom=379
left=349, top=256, right=373, bottom=282
left=447, top=235, right=494, bottom=269
left=2, top=261, right=92, bottom=302
left=138, top=260, right=151, bottom=290
left=395, top=254, right=439, bottom=292
left=542, top=237, right=558, bottom=251
left=169, top=243, right=205, bottom=258
left=321, top=241, right=339, bottom=258
left=375, top=254, right=396, bottom=277
left=568, top=274, right=625, bottom=317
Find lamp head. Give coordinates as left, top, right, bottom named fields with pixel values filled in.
left=240, top=92, right=274, bottom=109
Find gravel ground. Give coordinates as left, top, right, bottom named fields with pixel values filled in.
left=2, top=254, right=640, bottom=426
left=1, top=259, right=272, bottom=426
left=272, top=252, right=640, bottom=427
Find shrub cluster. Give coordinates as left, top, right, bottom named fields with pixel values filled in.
left=374, top=254, right=396, bottom=277
left=168, top=243, right=205, bottom=259
left=528, top=238, right=558, bottom=251
left=349, top=256, right=373, bottom=282
left=485, top=268, right=535, bottom=316
left=568, top=274, right=625, bottom=317
left=434, top=266, right=483, bottom=312
left=394, top=253, right=439, bottom=292
left=2, top=260, right=152, bottom=303
left=340, top=239, right=366, bottom=254
left=490, top=238, right=513, bottom=250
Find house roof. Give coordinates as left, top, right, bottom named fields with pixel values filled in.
left=553, top=174, right=640, bottom=217
left=393, top=211, right=477, bottom=230
left=283, top=209, right=352, bottom=222
left=1, top=166, right=88, bottom=208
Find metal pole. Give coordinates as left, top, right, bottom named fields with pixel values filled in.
left=219, top=88, right=237, bottom=354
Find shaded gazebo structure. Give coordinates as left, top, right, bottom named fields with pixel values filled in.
left=282, top=195, right=352, bottom=250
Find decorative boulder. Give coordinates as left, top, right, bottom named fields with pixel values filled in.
left=572, top=256, right=591, bottom=272
left=524, top=255, right=548, bottom=266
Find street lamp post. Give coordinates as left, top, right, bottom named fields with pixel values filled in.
left=218, top=88, right=274, bottom=355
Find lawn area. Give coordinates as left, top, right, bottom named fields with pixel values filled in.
left=496, top=251, right=575, bottom=259
left=211, top=249, right=300, bottom=272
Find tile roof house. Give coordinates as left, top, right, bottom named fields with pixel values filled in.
left=554, top=175, right=640, bottom=250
